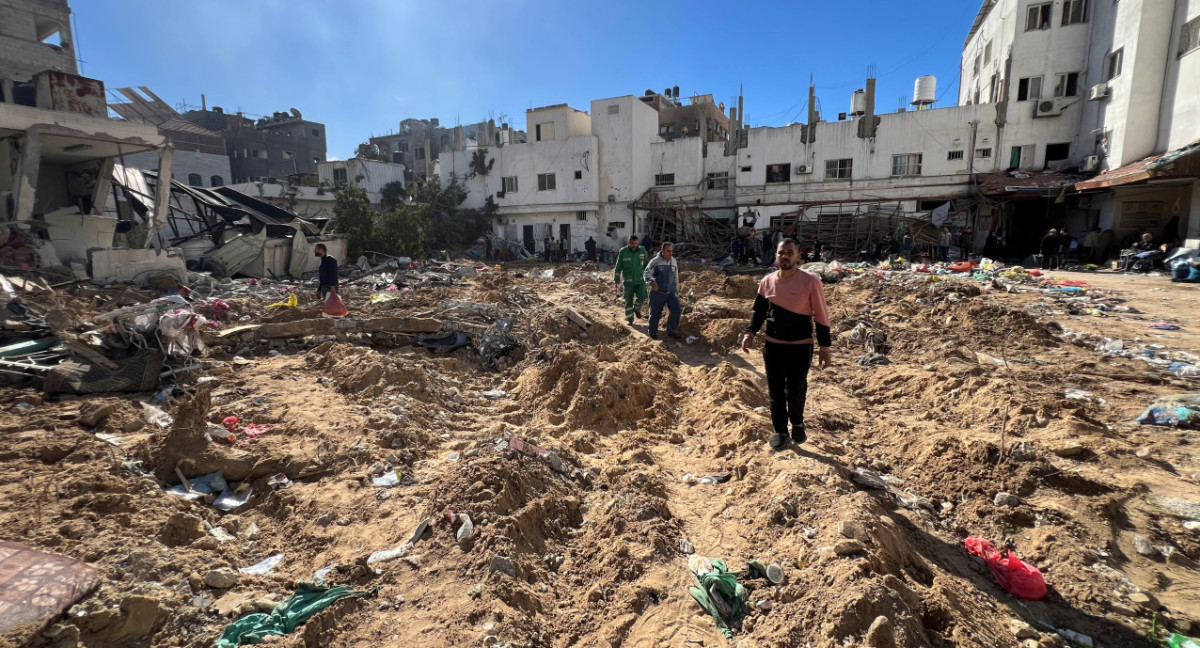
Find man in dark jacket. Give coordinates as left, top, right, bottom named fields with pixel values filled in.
left=315, top=244, right=338, bottom=300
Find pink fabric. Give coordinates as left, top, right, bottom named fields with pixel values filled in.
left=757, top=270, right=831, bottom=345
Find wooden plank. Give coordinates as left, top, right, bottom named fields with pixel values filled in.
left=565, top=307, right=591, bottom=330
left=215, top=324, right=264, bottom=339
left=62, top=339, right=118, bottom=370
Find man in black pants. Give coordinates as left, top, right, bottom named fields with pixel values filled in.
left=740, top=239, right=833, bottom=449
left=315, top=243, right=338, bottom=300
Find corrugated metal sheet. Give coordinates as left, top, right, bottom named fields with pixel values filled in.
left=203, top=230, right=266, bottom=277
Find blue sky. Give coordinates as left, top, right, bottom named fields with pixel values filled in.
left=75, top=1, right=982, bottom=159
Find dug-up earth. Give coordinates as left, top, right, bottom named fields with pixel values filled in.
left=3, top=262, right=1200, bottom=648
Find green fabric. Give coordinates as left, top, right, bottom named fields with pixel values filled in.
left=613, top=245, right=649, bottom=285
left=687, top=558, right=748, bottom=639
left=1169, top=635, right=1200, bottom=648
left=745, top=560, right=768, bottom=580
left=622, top=282, right=647, bottom=321
left=215, top=581, right=378, bottom=647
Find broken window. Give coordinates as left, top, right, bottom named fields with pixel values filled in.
left=1053, top=72, right=1079, bottom=97
left=311, top=128, right=320, bottom=137
left=502, top=176, right=518, bottom=193
left=765, top=164, right=791, bottom=183
left=1105, top=48, right=1124, bottom=80
left=740, top=166, right=751, bottom=173
left=891, top=153, right=922, bottom=176
left=973, top=54, right=981, bottom=77
left=1045, top=142, right=1070, bottom=163
left=947, top=150, right=965, bottom=160
left=707, top=172, right=729, bottom=190
left=211, top=176, right=224, bottom=187
left=312, top=157, right=320, bottom=165
left=537, top=173, right=556, bottom=191
left=333, top=168, right=349, bottom=185
left=655, top=173, right=675, bottom=186
left=36, top=18, right=65, bottom=48
left=187, top=173, right=202, bottom=186
left=282, top=151, right=294, bottom=160
left=1017, top=76, right=1043, bottom=101
left=535, top=122, right=555, bottom=142
left=824, top=159, right=852, bottom=179
left=1026, top=3, right=1052, bottom=30
left=1062, top=0, right=1088, bottom=25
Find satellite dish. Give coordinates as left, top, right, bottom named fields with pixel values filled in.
left=290, top=107, right=302, bottom=119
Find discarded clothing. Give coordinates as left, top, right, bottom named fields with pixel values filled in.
left=479, top=318, right=519, bottom=369
left=215, top=580, right=378, bottom=648
left=687, top=555, right=748, bottom=639
left=1148, top=322, right=1181, bottom=331
left=964, top=537, right=1046, bottom=600
left=415, top=331, right=470, bottom=353
left=1136, top=394, right=1200, bottom=428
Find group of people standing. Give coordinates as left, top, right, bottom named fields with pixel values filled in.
left=542, top=235, right=572, bottom=262
left=613, top=234, right=682, bottom=340
left=732, top=229, right=780, bottom=266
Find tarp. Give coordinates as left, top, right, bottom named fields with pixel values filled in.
left=215, top=581, right=377, bottom=647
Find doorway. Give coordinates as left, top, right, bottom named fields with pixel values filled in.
left=559, top=223, right=571, bottom=254
left=522, top=225, right=535, bottom=253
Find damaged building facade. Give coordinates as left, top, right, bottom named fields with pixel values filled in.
left=371, top=117, right=526, bottom=188
left=437, top=0, right=1200, bottom=259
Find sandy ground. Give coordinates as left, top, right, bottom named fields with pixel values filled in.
left=2, top=263, right=1200, bottom=648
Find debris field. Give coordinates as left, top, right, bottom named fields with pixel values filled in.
left=2, top=262, right=1200, bottom=648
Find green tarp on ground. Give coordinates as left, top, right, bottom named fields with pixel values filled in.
left=215, top=580, right=378, bottom=647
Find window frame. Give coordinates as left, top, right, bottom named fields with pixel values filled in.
left=1017, top=76, right=1043, bottom=102
left=502, top=176, right=518, bottom=193
left=1025, top=2, right=1052, bottom=31
left=824, top=158, right=853, bottom=179
left=332, top=168, right=349, bottom=184
left=1053, top=72, right=1080, bottom=97
left=535, top=122, right=555, bottom=142
left=210, top=175, right=224, bottom=187
left=576, top=211, right=587, bottom=221
left=1179, top=15, right=1200, bottom=58
left=1062, top=0, right=1088, bottom=25
left=537, top=172, right=556, bottom=191
left=947, top=150, right=965, bottom=161
left=654, top=173, right=675, bottom=187
left=187, top=173, right=203, bottom=186
left=706, top=171, right=729, bottom=190
left=1105, top=48, right=1124, bottom=81
left=976, top=147, right=993, bottom=159
left=1045, top=142, right=1071, bottom=164
left=765, top=163, right=791, bottom=183
left=890, top=153, right=923, bottom=177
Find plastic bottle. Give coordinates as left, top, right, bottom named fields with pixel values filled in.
left=206, top=426, right=236, bottom=444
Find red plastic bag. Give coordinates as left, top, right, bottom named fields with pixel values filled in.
left=965, top=537, right=1046, bottom=600
left=323, top=291, right=348, bottom=317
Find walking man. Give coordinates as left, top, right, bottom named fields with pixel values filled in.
left=315, top=243, right=338, bottom=300
left=740, top=239, right=832, bottom=449
left=585, top=236, right=597, bottom=262
left=644, top=242, right=682, bottom=340
left=614, top=234, right=649, bottom=325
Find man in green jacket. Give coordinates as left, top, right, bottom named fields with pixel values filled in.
left=613, top=234, right=649, bottom=324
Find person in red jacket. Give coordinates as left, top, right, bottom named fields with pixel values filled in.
left=740, top=239, right=833, bottom=449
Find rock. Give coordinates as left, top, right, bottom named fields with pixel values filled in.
left=1128, top=592, right=1153, bottom=607
left=489, top=555, right=516, bottom=578
left=468, top=585, right=483, bottom=599
left=833, top=539, right=865, bottom=556
left=1136, top=447, right=1153, bottom=459
left=1183, top=520, right=1200, bottom=532
left=315, top=512, right=336, bottom=527
left=104, top=595, right=162, bottom=640
left=1110, top=601, right=1138, bottom=617
left=1051, top=442, right=1085, bottom=458
left=1134, top=535, right=1160, bottom=557
left=596, top=345, right=618, bottom=362
left=546, top=452, right=569, bottom=475
left=838, top=520, right=868, bottom=541
left=1009, top=442, right=1039, bottom=462
left=205, top=567, right=239, bottom=589
left=587, top=584, right=604, bottom=602
left=994, top=492, right=1020, bottom=507
left=865, top=615, right=896, bottom=648
left=123, top=419, right=144, bottom=433
left=78, top=402, right=117, bottom=427
left=755, top=599, right=773, bottom=612
left=244, top=522, right=261, bottom=540
left=1010, top=618, right=1039, bottom=640
left=159, top=512, right=206, bottom=547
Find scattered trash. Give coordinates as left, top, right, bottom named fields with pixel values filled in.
left=1148, top=322, right=1181, bottom=331
left=371, top=471, right=401, bottom=487
left=479, top=318, right=519, bottom=369
left=687, top=555, right=748, bottom=638
left=1168, top=634, right=1200, bottom=648
left=415, top=331, right=471, bottom=353
left=215, top=581, right=378, bottom=647
left=239, top=553, right=284, bottom=575
left=141, top=402, right=173, bottom=428
left=1057, top=629, right=1094, bottom=648
left=480, top=389, right=507, bottom=399
left=266, top=474, right=292, bottom=490
left=1136, top=394, right=1200, bottom=428
left=682, top=474, right=732, bottom=485
left=455, top=514, right=474, bottom=545
left=765, top=563, right=784, bottom=584
left=366, top=517, right=430, bottom=565
left=964, top=537, right=1046, bottom=600
left=214, top=487, right=253, bottom=512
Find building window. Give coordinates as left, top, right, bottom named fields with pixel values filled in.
left=537, top=173, right=556, bottom=191
left=311, top=128, right=320, bottom=137
left=740, top=165, right=751, bottom=173
left=891, top=153, right=923, bottom=177
left=187, top=173, right=203, bottom=186
left=1053, top=72, right=1080, bottom=97
left=824, top=158, right=853, bottom=179
left=607, top=104, right=620, bottom=115
left=574, top=170, right=582, bottom=180
left=976, top=148, right=993, bottom=159
left=416, top=148, right=426, bottom=160
left=1045, top=142, right=1071, bottom=163
left=535, top=122, right=554, bottom=142
left=282, top=150, right=294, bottom=160
left=1062, top=0, right=1088, bottom=25
left=312, top=157, right=320, bottom=165
left=1017, top=76, right=1043, bottom=101
left=984, top=41, right=992, bottom=63
left=397, top=143, right=409, bottom=152
left=1010, top=145, right=1034, bottom=168
left=502, top=176, right=518, bottom=193
left=211, top=175, right=224, bottom=187
left=655, top=173, right=675, bottom=186
left=947, top=150, right=965, bottom=160
left=1105, top=48, right=1124, bottom=81
left=333, top=168, right=348, bottom=184
left=988, top=73, right=1001, bottom=103
left=253, top=149, right=266, bottom=159
left=607, top=221, right=626, bottom=232
left=973, top=54, right=981, bottom=76
left=707, top=171, right=729, bottom=190
left=1179, top=16, right=1200, bottom=57
left=1026, top=2, right=1052, bottom=30
left=765, top=164, right=791, bottom=183
left=576, top=211, right=587, bottom=221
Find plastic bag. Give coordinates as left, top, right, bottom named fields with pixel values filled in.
left=323, top=291, right=348, bottom=317
left=964, top=537, right=1047, bottom=600
left=267, top=294, right=299, bottom=310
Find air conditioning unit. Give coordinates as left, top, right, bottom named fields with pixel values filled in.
left=1088, top=83, right=1110, bottom=101
left=795, top=164, right=811, bottom=175
left=1034, top=99, right=1068, bottom=117
left=607, top=194, right=616, bottom=203
left=495, top=191, right=505, bottom=199
left=1082, top=155, right=1099, bottom=172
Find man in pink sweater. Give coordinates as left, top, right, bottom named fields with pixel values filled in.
left=740, top=239, right=833, bottom=449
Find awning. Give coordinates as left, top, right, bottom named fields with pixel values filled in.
left=1075, top=140, right=1200, bottom=191
left=975, top=170, right=1075, bottom=197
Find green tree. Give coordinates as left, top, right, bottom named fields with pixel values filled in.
left=331, top=186, right=374, bottom=259
left=374, top=204, right=431, bottom=259
left=380, top=181, right=408, bottom=211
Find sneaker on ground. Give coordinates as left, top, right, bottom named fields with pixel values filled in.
left=768, top=433, right=785, bottom=449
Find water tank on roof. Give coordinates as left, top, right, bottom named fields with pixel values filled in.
left=850, top=89, right=866, bottom=116
left=912, top=75, right=937, bottom=108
